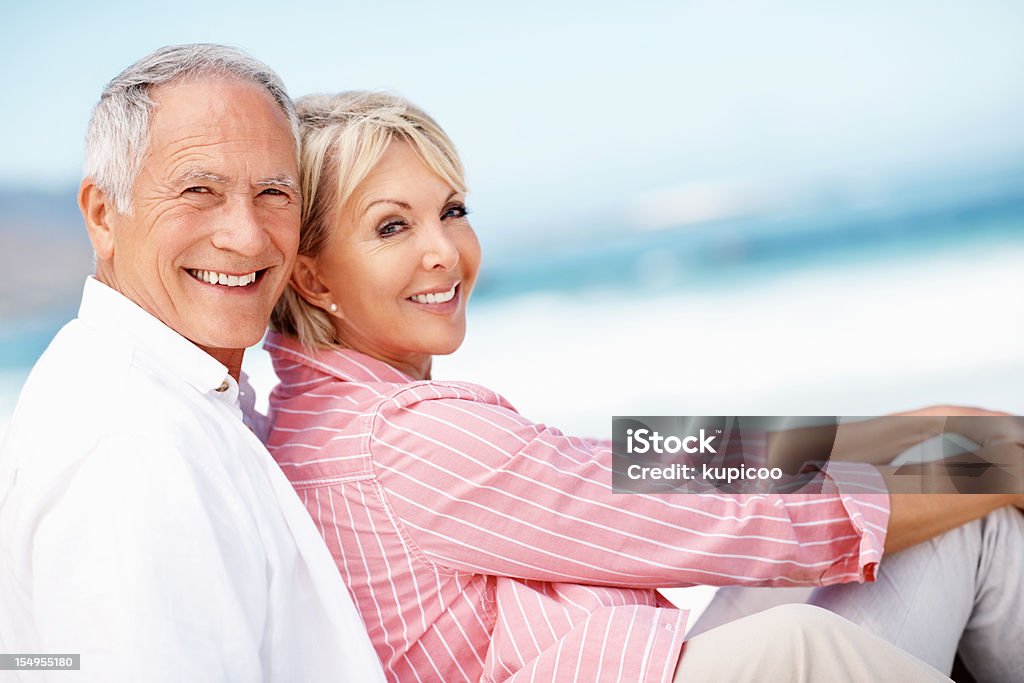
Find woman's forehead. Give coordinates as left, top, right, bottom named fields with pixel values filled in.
left=349, top=144, right=458, bottom=214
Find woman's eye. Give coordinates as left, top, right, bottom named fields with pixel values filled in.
left=377, top=220, right=406, bottom=237
left=442, top=203, right=469, bottom=220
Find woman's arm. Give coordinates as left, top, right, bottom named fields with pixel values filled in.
left=368, top=386, right=890, bottom=589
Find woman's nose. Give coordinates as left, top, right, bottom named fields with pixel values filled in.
left=421, top=222, right=459, bottom=271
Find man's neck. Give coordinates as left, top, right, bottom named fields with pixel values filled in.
left=200, top=346, right=245, bottom=381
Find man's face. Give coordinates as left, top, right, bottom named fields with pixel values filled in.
left=101, top=77, right=300, bottom=355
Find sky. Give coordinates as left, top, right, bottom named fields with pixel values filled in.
left=2, top=0, right=1023, bottom=245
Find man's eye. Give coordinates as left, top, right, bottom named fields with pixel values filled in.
left=184, top=186, right=211, bottom=194
left=258, top=188, right=292, bottom=205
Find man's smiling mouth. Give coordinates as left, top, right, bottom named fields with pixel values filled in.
left=187, top=269, right=262, bottom=287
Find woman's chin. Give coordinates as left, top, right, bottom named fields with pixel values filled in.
left=428, top=335, right=466, bottom=357
left=431, top=343, right=463, bottom=357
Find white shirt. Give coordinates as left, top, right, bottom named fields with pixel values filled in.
left=0, top=278, right=385, bottom=682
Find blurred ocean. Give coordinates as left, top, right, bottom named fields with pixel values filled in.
left=3, top=175, right=1024, bottom=442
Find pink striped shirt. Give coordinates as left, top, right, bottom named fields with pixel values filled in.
left=264, top=332, right=890, bottom=682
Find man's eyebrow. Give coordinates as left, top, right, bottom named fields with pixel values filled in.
left=255, top=175, right=299, bottom=191
left=174, top=169, right=231, bottom=185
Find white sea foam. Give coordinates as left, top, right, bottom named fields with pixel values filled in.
left=425, top=243, right=1024, bottom=436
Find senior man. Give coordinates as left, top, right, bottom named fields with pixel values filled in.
left=0, top=45, right=384, bottom=681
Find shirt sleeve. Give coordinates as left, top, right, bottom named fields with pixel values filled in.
left=368, top=386, right=890, bottom=589
left=29, top=434, right=266, bottom=682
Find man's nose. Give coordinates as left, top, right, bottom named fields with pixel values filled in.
left=420, top=221, right=459, bottom=272
left=211, top=197, right=272, bottom=256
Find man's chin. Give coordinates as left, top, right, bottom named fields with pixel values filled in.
left=188, top=325, right=268, bottom=355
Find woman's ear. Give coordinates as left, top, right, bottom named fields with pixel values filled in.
left=291, top=255, right=339, bottom=316
left=79, top=177, right=116, bottom=260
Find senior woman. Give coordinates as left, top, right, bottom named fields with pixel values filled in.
left=265, top=91, right=1023, bottom=682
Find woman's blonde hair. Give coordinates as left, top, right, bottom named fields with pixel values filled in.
left=271, top=91, right=467, bottom=348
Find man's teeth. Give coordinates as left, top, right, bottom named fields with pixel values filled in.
left=410, top=284, right=457, bottom=305
left=188, top=269, right=258, bottom=287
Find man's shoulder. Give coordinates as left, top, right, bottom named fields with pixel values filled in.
left=2, top=318, right=238, bottom=478
left=1, top=322, right=262, bottom=545
left=4, top=319, right=131, bottom=450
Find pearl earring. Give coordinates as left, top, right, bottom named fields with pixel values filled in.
left=329, top=303, right=338, bottom=313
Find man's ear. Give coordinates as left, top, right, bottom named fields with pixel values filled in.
left=290, top=254, right=338, bottom=315
left=79, top=178, right=116, bottom=260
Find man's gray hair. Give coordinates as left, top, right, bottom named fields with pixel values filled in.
left=83, top=43, right=299, bottom=214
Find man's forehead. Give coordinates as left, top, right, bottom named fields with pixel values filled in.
left=142, top=77, right=297, bottom=174
left=146, top=77, right=291, bottom=138
left=150, top=74, right=272, bottom=104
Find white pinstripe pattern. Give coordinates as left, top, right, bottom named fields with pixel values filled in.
left=264, top=333, right=891, bottom=682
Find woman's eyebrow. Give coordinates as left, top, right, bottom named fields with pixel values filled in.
left=365, top=192, right=460, bottom=212
left=366, top=198, right=412, bottom=210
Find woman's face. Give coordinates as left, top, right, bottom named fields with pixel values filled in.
left=308, top=140, right=480, bottom=378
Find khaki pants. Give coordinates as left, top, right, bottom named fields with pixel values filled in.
left=674, top=603, right=948, bottom=682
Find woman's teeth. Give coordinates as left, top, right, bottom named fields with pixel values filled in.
left=188, top=269, right=258, bottom=287
left=409, top=284, right=457, bottom=304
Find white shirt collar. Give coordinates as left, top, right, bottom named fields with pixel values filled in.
left=77, top=277, right=235, bottom=398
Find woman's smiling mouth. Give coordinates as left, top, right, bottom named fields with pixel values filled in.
left=407, top=281, right=458, bottom=305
